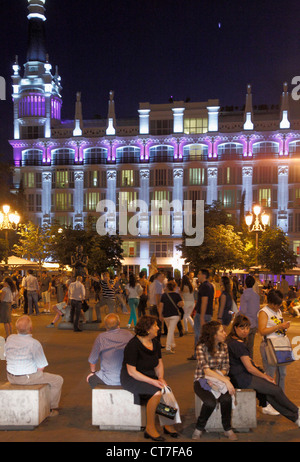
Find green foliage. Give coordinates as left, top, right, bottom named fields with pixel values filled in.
left=258, top=226, right=297, bottom=274
left=179, top=201, right=245, bottom=272
left=13, top=222, right=53, bottom=270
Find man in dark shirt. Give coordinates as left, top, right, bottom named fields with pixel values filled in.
left=187, top=269, right=214, bottom=360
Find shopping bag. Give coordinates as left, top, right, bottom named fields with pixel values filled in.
left=265, top=336, right=295, bottom=366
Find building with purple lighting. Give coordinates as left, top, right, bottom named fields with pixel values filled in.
left=10, top=0, right=300, bottom=276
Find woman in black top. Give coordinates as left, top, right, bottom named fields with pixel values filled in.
left=121, top=315, right=179, bottom=441
left=218, top=276, right=233, bottom=327
left=227, top=314, right=300, bottom=425
left=159, top=281, right=184, bottom=354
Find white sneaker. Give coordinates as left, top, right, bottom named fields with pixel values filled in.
left=192, top=428, right=203, bottom=440
left=262, top=404, right=280, bottom=416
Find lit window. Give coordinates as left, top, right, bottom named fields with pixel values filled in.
left=259, top=188, right=271, bottom=207
left=121, top=170, right=134, bottom=187
left=184, top=118, right=208, bottom=134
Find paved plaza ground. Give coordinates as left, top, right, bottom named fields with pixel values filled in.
left=0, top=300, right=300, bottom=444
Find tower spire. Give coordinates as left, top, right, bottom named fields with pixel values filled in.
left=27, top=0, right=47, bottom=62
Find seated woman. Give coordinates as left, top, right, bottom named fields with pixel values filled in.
left=227, top=314, right=300, bottom=426
left=121, top=315, right=180, bottom=441
left=193, top=320, right=237, bottom=441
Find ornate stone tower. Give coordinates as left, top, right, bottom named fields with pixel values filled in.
left=11, top=0, right=62, bottom=145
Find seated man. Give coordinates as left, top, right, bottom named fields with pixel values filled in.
left=87, top=313, right=133, bottom=387
left=4, top=315, right=63, bottom=416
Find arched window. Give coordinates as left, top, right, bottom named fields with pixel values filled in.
left=183, top=144, right=208, bottom=161
left=288, top=141, right=300, bottom=155
left=84, top=147, right=107, bottom=165
left=252, top=141, right=279, bottom=156
left=52, top=149, right=75, bottom=166
left=217, top=143, right=244, bottom=158
left=22, top=149, right=43, bottom=166
left=149, top=145, right=174, bottom=162
left=116, top=146, right=140, bottom=164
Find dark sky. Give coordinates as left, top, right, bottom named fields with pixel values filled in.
left=0, top=0, right=299, bottom=163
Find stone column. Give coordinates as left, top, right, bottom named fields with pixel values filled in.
left=242, top=166, right=253, bottom=213
left=277, top=165, right=289, bottom=232
left=74, top=170, right=84, bottom=227
left=42, top=171, right=52, bottom=225
left=173, top=168, right=183, bottom=235
left=207, top=167, right=218, bottom=204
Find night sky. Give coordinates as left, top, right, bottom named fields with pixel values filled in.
left=0, top=0, right=299, bottom=163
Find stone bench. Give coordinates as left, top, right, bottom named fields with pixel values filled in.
left=92, top=385, right=146, bottom=431
left=195, top=389, right=257, bottom=432
left=0, top=382, right=51, bottom=430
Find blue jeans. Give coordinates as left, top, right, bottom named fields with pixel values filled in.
left=194, top=313, right=212, bottom=350
left=260, top=341, right=287, bottom=391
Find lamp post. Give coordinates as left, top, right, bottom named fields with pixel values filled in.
left=245, top=205, right=269, bottom=267
left=0, top=205, right=20, bottom=265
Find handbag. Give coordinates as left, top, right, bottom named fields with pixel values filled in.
left=156, top=402, right=178, bottom=420
left=264, top=336, right=295, bottom=366
left=156, top=386, right=178, bottom=420
left=82, top=300, right=89, bottom=312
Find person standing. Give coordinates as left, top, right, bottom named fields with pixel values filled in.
left=24, top=269, right=40, bottom=315
left=40, top=271, right=52, bottom=313
left=68, top=276, right=85, bottom=332
left=148, top=272, right=165, bottom=344
left=239, top=275, right=260, bottom=358
left=218, top=276, right=234, bottom=329
left=278, top=275, right=289, bottom=301
left=159, top=281, right=184, bottom=353
left=180, top=275, right=195, bottom=334
left=125, top=274, right=143, bottom=329
left=100, top=272, right=116, bottom=314
left=137, top=271, right=149, bottom=318
left=258, top=289, right=291, bottom=391
left=188, top=269, right=214, bottom=360
left=0, top=277, right=17, bottom=338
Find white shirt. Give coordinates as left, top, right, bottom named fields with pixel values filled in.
left=126, top=283, right=143, bottom=299
left=5, top=334, right=48, bottom=375
left=259, top=305, right=285, bottom=338
left=68, top=280, right=85, bottom=301
left=24, top=274, right=39, bottom=292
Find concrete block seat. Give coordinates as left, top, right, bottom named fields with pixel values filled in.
left=195, top=389, right=257, bottom=432
left=92, top=384, right=146, bottom=431
left=0, top=382, right=51, bottom=430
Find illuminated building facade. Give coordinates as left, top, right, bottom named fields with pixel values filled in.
left=10, top=0, right=300, bottom=275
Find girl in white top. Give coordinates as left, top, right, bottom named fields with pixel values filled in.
left=125, top=274, right=143, bottom=329
left=180, top=275, right=195, bottom=334
left=258, top=289, right=291, bottom=391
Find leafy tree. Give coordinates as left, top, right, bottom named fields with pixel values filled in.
left=180, top=224, right=245, bottom=273
left=50, top=222, right=124, bottom=275
left=13, top=222, right=53, bottom=272
left=258, top=226, right=297, bottom=274
left=178, top=201, right=245, bottom=272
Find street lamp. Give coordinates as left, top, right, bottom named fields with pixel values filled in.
left=0, top=205, right=20, bottom=264
left=245, top=205, right=269, bottom=266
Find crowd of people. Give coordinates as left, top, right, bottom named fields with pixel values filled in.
left=0, top=266, right=299, bottom=441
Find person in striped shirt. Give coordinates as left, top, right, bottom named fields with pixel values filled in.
left=99, top=272, right=116, bottom=314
